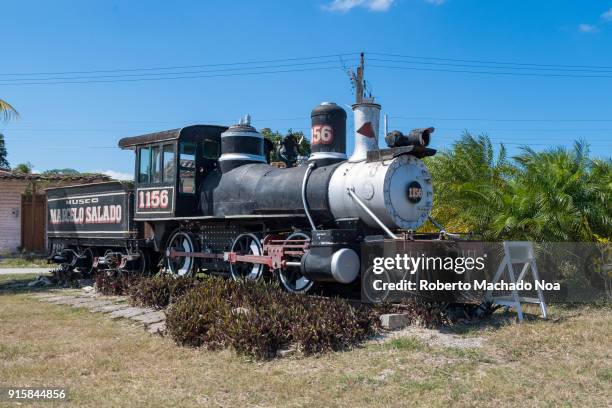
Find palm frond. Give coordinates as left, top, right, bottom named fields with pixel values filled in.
left=0, top=99, right=19, bottom=121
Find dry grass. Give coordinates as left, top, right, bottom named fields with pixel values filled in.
left=0, top=274, right=610, bottom=407
left=0, top=255, right=48, bottom=268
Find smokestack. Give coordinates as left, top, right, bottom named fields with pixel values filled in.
left=350, top=102, right=380, bottom=162
left=348, top=53, right=381, bottom=162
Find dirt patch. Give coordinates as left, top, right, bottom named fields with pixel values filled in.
left=374, top=325, right=486, bottom=349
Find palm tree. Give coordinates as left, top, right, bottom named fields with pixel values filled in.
left=426, top=134, right=611, bottom=242
left=426, top=135, right=611, bottom=294
left=493, top=141, right=611, bottom=242
left=0, top=99, right=19, bottom=121
left=13, top=162, right=33, bottom=174
left=425, top=132, right=514, bottom=238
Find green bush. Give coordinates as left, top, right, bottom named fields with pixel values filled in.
left=165, top=277, right=381, bottom=359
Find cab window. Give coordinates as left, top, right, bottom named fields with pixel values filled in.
left=162, top=144, right=175, bottom=182
left=138, top=147, right=151, bottom=183
left=179, top=142, right=196, bottom=193
left=151, top=146, right=162, bottom=183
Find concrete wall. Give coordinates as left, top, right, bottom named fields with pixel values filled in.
left=0, top=180, right=28, bottom=253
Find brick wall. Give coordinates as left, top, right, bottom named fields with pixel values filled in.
left=0, top=180, right=28, bottom=254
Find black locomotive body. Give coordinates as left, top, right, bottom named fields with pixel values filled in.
left=46, top=93, right=465, bottom=297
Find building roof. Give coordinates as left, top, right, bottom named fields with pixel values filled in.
left=0, top=169, right=111, bottom=182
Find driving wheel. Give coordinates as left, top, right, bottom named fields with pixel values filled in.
left=229, top=233, right=264, bottom=281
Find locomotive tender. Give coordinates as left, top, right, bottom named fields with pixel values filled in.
left=47, top=59, right=443, bottom=294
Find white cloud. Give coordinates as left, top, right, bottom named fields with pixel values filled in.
left=425, top=0, right=446, bottom=5
left=94, top=170, right=133, bottom=181
left=323, top=0, right=394, bottom=12
left=578, top=23, right=598, bottom=33
left=602, top=8, right=612, bottom=22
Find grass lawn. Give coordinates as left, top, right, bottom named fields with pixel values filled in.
left=0, top=256, right=49, bottom=268
left=0, top=274, right=610, bottom=407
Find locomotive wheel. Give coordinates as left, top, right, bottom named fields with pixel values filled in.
left=122, top=249, right=148, bottom=276
left=166, top=231, right=198, bottom=276
left=362, top=265, right=391, bottom=303
left=229, top=233, right=264, bottom=281
left=103, top=249, right=120, bottom=269
left=278, top=232, right=314, bottom=293
left=79, top=247, right=95, bottom=276
left=93, top=249, right=107, bottom=271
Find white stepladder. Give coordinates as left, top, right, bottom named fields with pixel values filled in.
left=485, top=241, right=548, bottom=322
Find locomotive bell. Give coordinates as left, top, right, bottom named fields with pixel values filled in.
left=218, top=115, right=266, bottom=173
left=308, top=102, right=347, bottom=166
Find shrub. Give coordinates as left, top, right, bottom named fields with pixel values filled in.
left=94, top=271, right=139, bottom=296
left=398, top=299, right=448, bottom=327
left=165, top=277, right=381, bottom=359
left=226, top=302, right=294, bottom=359
left=129, top=274, right=201, bottom=309
left=96, top=273, right=442, bottom=359
left=165, top=278, right=231, bottom=349
left=291, top=297, right=377, bottom=354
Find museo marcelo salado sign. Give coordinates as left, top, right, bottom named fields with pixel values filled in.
left=360, top=240, right=611, bottom=304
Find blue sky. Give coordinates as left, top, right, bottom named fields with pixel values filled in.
left=1, top=0, right=611, bottom=179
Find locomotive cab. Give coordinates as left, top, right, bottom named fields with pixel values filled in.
left=118, top=125, right=228, bottom=220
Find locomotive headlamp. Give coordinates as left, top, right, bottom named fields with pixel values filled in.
left=385, top=127, right=434, bottom=148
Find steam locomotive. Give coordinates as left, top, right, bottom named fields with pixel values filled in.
left=47, top=61, right=451, bottom=295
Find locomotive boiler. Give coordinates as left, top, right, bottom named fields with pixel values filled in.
left=46, top=56, right=449, bottom=295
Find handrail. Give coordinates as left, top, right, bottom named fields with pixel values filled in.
left=301, top=163, right=317, bottom=231
left=347, top=188, right=397, bottom=239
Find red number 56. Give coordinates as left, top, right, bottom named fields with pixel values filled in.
left=312, top=125, right=333, bottom=145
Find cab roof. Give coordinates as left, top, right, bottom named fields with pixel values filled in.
left=118, top=124, right=228, bottom=150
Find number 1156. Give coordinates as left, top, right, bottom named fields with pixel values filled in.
left=138, top=189, right=169, bottom=209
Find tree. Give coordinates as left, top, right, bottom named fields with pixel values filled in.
left=0, top=133, right=8, bottom=169
left=42, top=168, right=80, bottom=176
left=425, top=133, right=611, bottom=242
left=261, top=128, right=311, bottom=165
left=425, top=132, right=514, bottom=238
left=261, top=128, right=283, bottom=162
left=13, top=162, right=33, bottom=174
left=289, top=129, right=311, bottom=157
left=0, top=98, right=18, bottom=169
left=493, top=141, right=611, bottom=242
left=0, top=99, right=19, bottom=122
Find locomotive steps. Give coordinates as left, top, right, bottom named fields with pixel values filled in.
left=31, top=289, right=166, bottom=335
